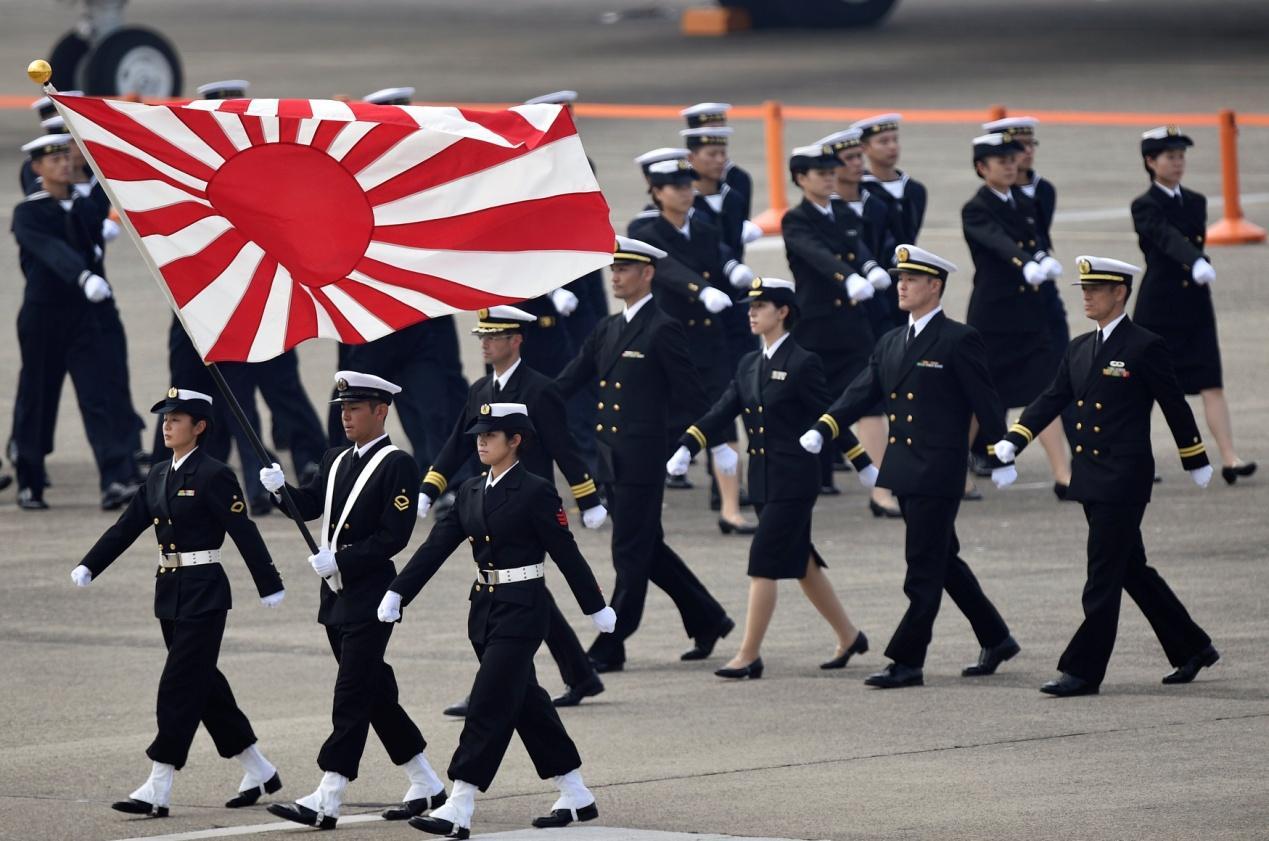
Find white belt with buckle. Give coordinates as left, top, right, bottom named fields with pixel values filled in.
left=477, top=563, right=545, bottom=585
left=159, top=549, right=222, bottom=568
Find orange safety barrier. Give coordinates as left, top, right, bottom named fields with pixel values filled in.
left=750, top=101, right=787, bottom=235
left=1206, top=109, right=1266, bottom=245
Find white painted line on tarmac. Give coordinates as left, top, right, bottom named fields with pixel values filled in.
left=110, top=813, right=382, bottom=840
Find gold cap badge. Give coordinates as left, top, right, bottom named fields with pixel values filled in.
left=1167, top=125, right=1179, bottom=136
left=336, top=378, right=348, bottom=391
left=480, top=403, right=491, bottom=415
left=478, top=308, right=490, bottom=319
left=751, top=278, right=762, bottom=289
left=896, top=246, right=910, bottom=262
left=167, top=387, right=179, bottom=398
left=1078, top=258, right=1092, bottom=273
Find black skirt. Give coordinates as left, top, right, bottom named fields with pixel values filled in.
left=1144, top=320, right=1223, bottom=394
left=748, top=499, right=826, bottom=580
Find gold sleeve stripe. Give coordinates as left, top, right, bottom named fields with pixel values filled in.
left=1177, top=443, right=1206, bottom=458
left=986, top=444, right=996, bottom=455
left=844, top=443, right=865, bottom=461
left=422, top=469, right=447, bottom=493
left=818, top=414, right=840, bottom=440
left=570, top=479, right=598, bottom=498
left=686, top=425, right=707, bottom=449
left=1008, top=423, right=1034, bottom=444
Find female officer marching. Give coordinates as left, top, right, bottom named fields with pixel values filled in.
left=667, top=278, right=877, bottom=679
left=70, top=388, right=286, bottom=817
left=378, top=403, right=617, bottom=837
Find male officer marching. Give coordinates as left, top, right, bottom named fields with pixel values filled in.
left=802, top=246, right=1021, bottom=688
left=993, top=257, right=1219, bottom=697
left=421, top=306, right=608, bottom=714
left=261, top=372, right=445, bottom=828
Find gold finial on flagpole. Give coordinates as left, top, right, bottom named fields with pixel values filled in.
left=27, top=59, right=53, bottom=86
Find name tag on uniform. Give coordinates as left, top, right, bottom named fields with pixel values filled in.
left=770, top=370, right=787, bottom=381
left=176, top=489, right=195, bottom=496
left=622, top=350, right=645, bottom=359
left=916, top=360, right=943, bottom=369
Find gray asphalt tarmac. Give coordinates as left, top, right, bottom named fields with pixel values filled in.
left=0, top=2, right=1266, bottom=840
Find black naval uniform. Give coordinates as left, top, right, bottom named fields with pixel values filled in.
left=812, top=310, right=1013, bottom=667
left=680, top=335, right=873, bottom=578
left=280, top=437, right=427, bottom=779
left=556, top=297, right=729, bottom=666
left=78, top=448, right=283, bottom=769
left=694, top=188, right=760, bottom=369
left=724, top=160, right=754, bottom=219
left=782, top=197, right=879, bottom=482
left=962, top=185, right=1058, bottom=408
left=392, top=463, right=607, bottom=790
left=1003, top=316, right=1213, bottom=685
left=1130, top=184, right=1221, bottom=393
left=560, top=269, right=608, bottom=469
left=512, top=294, right=578, bottom=378
left=421, top=360, right=603, bottom=688
left=11, top=184, right=138, bottom=497
left=845, top=190, right=900, bottom=336
left=861, top=172, right=928, bottom=330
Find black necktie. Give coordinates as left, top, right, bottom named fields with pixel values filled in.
left=906, top=324, right=916, bottom=347
left=493, top=379, right=502, bottom=395
left=1091, top=329, right=1104, bottom=376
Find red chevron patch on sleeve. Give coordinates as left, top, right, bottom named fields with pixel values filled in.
left=556, top=507, right=569, bottom=527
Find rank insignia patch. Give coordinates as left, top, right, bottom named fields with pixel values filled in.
left=230, top=501, right=245, bottom=513
left=393, top=494, right=410, bottom=511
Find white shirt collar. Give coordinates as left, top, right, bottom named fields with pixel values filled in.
left=989, top=186, right=1013, bottom=203
left=1154, top=181, right=1181, bottom=199
left=1098, top=312, right=1128, bottom=341
left=908, top=305, right=943, bottom=338
left=809, top=198, right=834, bottom=217
left=624, top=292, right=653, bottom=322
left=485, top=460, right=520, bottom=489
left=763, top=332, right=791, bottom=359
left=492, top=357, right=522, bottom=391
left=354, top=432, right=389, bottom=458
left=171, top=446, right=199, bottom=472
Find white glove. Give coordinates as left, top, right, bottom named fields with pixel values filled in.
left=589, top=605, right=617, bottom=634
left=700, top=286, right=733, bottom=314
left=1191, top=258, right=1215, bottom=286
left=711, top=443, right=738, bottom=476
left=309, top=547, right=339, bottom=578
left=800, top=429, right=824, bottom=454
left=260, top=589, right=286, bottom=608
left=79, top=272, right=112, bottom=303
left=666, top=445, right=692, bottom=477
left=378, top=590, right=403, bottom=623
left=581, top=504, right=607, bottom=529
left=727, top=262, right=755, bottom=289
left=1039, top=255, right=1063, bottom=281
left=867, top=265, right=892, bottom=290
left=101, top=218, right=122, bottom=242
left=71, top=565, right=92, bottom=587
left=416, top=493, right=433, bottom=519
left=259, top=462, right=285, bottom=493
left=845, top=273, right=874, bottom=302
left=1189, top=465, right=1213, bottom=488
left=1022, top=261, right=1046, bottom=286
left=857, top=464, right=879, bottom=488
left=550, top=287, right=579, bottom=316
left=991, top=465, right=1018, bottom=489
left=741, top=219, right=764, bottom=244
left=993, top=439, right=1017, bottom=464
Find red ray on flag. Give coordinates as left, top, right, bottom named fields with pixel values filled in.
left=51, top=94, right=614, bottom=363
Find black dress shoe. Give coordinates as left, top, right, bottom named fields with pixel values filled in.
left=552, top=673, right=604, bottom=707
left=715, top=657, right=763, bottom=679
left=1221, top=461, right=1257, bottom=485
left=864, top=662, right=923, bottom=688
left=0, top=473, right=12, bottom=492
left=111, top=798, right=168, bottom=817
left=17, top=488, right=48, bottom=510
left=681, top=615, right=735, bottom=660
left=408, top=814, right=470, bottom=838
left=443, top=695, right=470, bottom=717
left=1040, top=673, right=1098, bottom=697
left=531, top=802, right=599, bottom=828
left=962, top=484, right=983, bottom=501
left=821, top=630, right=869, bottom=669
left=665, top=473, right=693, bottom=490
left=1053, top=482, right=1069, bottom=501
left=225, top=771, right=282, bottom=807
left=267, top=802, right=336, bottom=829
left=384, top=790, right=447, bottom=820
left=969, top=452, right=994, bottom=477
left=717, top=518, right=757, bottom=535
left=1162, top=644, right=1220, bottom=684
left=868, top=499, right=902, bottom=518
left=101, top=481, right=140, bottom=511
left=962, top=635, right=1021, bottom=677
left=589, top=657, right=624, bottom=674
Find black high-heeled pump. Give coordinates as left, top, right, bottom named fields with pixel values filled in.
left=1222, top=461, right=1257, bottom=485
left=715, top=657, right=763, bottom=679
left=820, top=630, right=869, bottom=669
left=869, top=499, right=902, bottom=518
left=718, top=518, right=757, bottom=535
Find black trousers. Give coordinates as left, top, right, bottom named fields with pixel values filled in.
left=449, top=635, right=581, bottom=791
left=887, top=495, right=1011, bottom=667
left=1058, top=502, right=1212, bottom=684
left=544, top=589, right=593, bottom=688
left=255, top=351, right=327, bottom=474
left=146, top=612, right=256, bottom=769
left=588, top=482, right=727, bottom=664
left=319, top=620, right=426, bottom=780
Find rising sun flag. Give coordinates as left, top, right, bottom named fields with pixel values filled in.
left=48, top=91, right=615, bottom=362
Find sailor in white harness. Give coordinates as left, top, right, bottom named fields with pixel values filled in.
left=381, top=403, right=617, bottom=837
left=261, top=371, right=445, bottom=829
